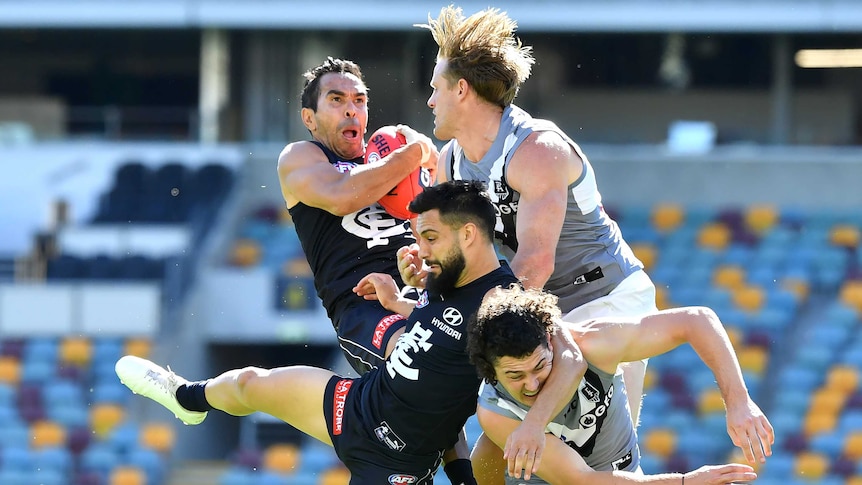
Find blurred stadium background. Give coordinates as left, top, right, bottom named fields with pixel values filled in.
left=1, top=1, right=862, bottom=484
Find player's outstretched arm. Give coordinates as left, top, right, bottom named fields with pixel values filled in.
left=477, top=406, right=756, bottom=485
left=571, top=306, right=774, bottom=464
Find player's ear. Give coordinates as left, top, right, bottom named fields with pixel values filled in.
left=461, top=222, right=477, bottom=245
left=301, top=107, right=316, bottom=131
left=457, top=78, right=469, bottom=98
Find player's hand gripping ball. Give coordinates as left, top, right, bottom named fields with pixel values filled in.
left=365, top=125, right=432, bottom=220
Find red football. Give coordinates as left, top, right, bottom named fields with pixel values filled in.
left=365, top=126, right=431, bottom=220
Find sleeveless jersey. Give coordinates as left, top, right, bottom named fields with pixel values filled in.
left=444, top=105, right=642, bottom=311
left=478, top=362, right=640, bottom=481
left=288, top=141, right=416, bottom=318
left=353, top=265, right=518, bottom=455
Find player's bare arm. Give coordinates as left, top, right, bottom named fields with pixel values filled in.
left=506, top=131, right=583, bottom=289
left=504, top=326, right=586, bottom=479
left=478, top=407, right=756, bottom=485
left=571, top=307, right=775, bottom=463
left=277, top=140, right=424, bottom=216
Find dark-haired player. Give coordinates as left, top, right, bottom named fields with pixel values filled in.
left=117, top=180, right=586, bottom=485
left=276, top=56, right=436, bottom=372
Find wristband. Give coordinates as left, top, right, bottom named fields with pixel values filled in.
left=443, top=458, right=477, bottom=485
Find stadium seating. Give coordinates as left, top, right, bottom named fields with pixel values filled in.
left=26, top=200, right=844, bottom=484
left=0, top=336, right=175, bottom=485
left=602, top=204, right=862, bottom=481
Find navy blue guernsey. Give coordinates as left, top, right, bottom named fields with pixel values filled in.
left=287, top=141, right=416, bottom=318
left=350, top=265, right=518, bottom=455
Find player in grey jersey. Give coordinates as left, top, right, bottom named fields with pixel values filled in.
left=399, top=7, right=657, bottom=476
left=466, top=285, right=774, bottom=485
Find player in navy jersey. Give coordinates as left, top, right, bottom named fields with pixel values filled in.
left=277, top=57, right=438, bottom=373
left=115, top=181, right=587, bottom=485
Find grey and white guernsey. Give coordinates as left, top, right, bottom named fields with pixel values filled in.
left=444, top=104, right=642, bottom=311
left=478, top=363, right=640, bottom=483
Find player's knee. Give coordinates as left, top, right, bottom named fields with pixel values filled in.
left=235, top=366, right=268, bottom=397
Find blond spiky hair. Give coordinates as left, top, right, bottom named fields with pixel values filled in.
left=417, top=5, right=534, bottom=107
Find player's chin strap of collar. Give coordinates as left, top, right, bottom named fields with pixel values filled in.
left=573, top=266, right=604, bottom=285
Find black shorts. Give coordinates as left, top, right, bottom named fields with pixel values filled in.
left=332, top=299, right=411, bottom=375
left=323, top=375, right=443, bottom=485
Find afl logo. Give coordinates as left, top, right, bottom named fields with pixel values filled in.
left=388, top=474, right=417, bottom=484
left=333, top=161, right=356, bottom=173
left=442, top=307, right=463, bottom=326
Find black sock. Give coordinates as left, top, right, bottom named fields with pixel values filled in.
left=444, top=459, right=477, bottom=485
left=175, top=380, right=214, bottom=412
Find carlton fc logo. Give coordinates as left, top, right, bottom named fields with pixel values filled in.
left=442, top=307, right=463, bottom=326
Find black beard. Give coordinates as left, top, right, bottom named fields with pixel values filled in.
left=426, top=249, right=466, bottom=296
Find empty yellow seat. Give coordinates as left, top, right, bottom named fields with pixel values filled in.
left=698, top=223, right=731, bottom=250
left=109, top=466, right=147, bottom=485
left=0, top=356, right=20, bottom=385
left=642, top=428, right=676, bottom=458
left=652, top=204, right=685, bottom=233
left=794, top=451, right=829, bottom=481
left=844, top=431, right=862, bottom=460
left=744, top=205, right=778, bottom=234
left=31, top=420, right=66, bottom=449
left=803, top=410, right=837, bottom=437
left=630, top=243, right=657, bottom=271
left=830, top=224, right=861, bottom=248
left=90, top=403, right=125, bottom=438
left=698, top=388, right=726, bottom=415
left=230, top=239, right=262, bottom=267
left=846, top=477, right=862, bottom=485
left=713, top=265, right=746, bottom=291
left=809, top=388, right=846, bottom=415
left=826, top=365, right=859, bottom=395
left=140, top=422, right=175, bottom=453
left=59, top=337, right=92, bottom=367
left=263, top=443, right=300, bottom=475
left=839, top=280, right=862, bottom=313
left=737, top=346, right=769, bottom=375
left=319, top=466, right=351, bottom=485
left=732, top=285, right=765, bottom=312
left=123, top=338, right=152, bottom=359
